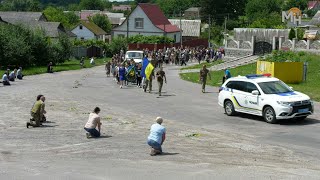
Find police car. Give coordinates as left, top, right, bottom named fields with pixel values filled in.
left=218, top=74, right=314, bottom=123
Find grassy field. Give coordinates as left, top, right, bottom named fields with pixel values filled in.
left=180, top=55, right=320, bottom=101
left=180, top=60, right=223, bottom=70
left=0, top=58, right=109, bottom=76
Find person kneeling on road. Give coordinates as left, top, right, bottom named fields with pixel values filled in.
left=84, top=107, right=102, bottom=138
left=27, top=95, right=46, bottom=128
left=147, top=117, right=166, bottom=156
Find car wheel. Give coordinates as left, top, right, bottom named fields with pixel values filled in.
left=224, top=100, right=235, bottom=116
left=263, top=106, right=277, bottom=124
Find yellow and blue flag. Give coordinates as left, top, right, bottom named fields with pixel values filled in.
left=145, top=63, right=154, bottom=80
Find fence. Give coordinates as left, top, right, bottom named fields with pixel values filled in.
left=128, top=38, right=208, bottom=50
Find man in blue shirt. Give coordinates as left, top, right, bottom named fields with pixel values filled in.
left=223, top=69, right=232, bottom=83
left=147, top=117, right=166, bottom=156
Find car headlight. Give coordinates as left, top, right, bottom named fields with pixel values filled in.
left=277, top=101, right=293, bottom=106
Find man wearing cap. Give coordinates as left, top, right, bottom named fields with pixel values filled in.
left=147, top=117, right=166, bottom=156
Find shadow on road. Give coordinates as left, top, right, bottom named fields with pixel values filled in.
left=278, top=118, right=320, bottom=126
left=98, top=135, right=112, bottom=139
left=203, top=91, right=218, bottom=94
left=41, top=124, right=59, bottom=128
left=159, top=152, right=179, bottom=156
left=233, top=113, right=320, bottom=126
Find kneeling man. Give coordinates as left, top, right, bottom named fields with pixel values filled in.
left=147, top=117, right=166, bottom=156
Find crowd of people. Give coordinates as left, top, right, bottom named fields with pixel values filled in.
left=1, top=67, right=24, bottom=86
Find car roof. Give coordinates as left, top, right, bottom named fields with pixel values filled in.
left=126, top=50, right=143, bottom=53
left=227, top=75, right=280, bottom=83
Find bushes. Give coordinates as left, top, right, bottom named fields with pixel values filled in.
left=263, top=50, right=307, bottom=62
left=128, top=35, right=174, bottom=44
left=0, top=23, right=72, bottom=68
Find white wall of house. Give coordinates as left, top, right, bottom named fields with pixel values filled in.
left=113, top=6, right=174, bottom=39
left=72, top=24, right=95, bottom=40
left=166, top=32, right=181, bottom=43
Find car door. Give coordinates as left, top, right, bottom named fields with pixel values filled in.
left=230, top=81, right=248, bottom=110
left=245, top=82, right=262, bottom=115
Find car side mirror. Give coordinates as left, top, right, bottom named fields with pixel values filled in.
left=289, top=86, right=293, bottom=90
left=252, top=90, right=259, bottom=95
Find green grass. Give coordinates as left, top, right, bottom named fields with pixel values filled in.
left=180, top=60, right=223, bottom=70
left=180, top=55, right=320, bottom=101
left=0, top=58, right=109, bottom=76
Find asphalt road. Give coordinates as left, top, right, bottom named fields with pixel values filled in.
left=0, top=64, right=319, bottom=179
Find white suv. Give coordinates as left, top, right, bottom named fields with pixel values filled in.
left=218, top=74, right=314, bottom=123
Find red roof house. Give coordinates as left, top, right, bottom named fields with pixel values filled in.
left=308, top=1, right=320, bottom=10
left=112, top=3, right=181, bottom=43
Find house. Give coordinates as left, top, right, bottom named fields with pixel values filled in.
left=71, top=21, right=107, bottom=41
left=112, top=3, right=181, bottom=43
left=304, top=30, right=320, bottom=40
left=112, top=5, right=131, bottom=11
left=79, top=10, right=124, bottom=28
left=308, top=10, right=320, bottom=25
left=169, top=19, right=201, bottom=41
left=0, top=11, right=74, bottom=39
left=184, top=7, right=201, bottom=19
left=0, top=11, right=47, bottom=23
left=308, top=1, right=320, bottom=10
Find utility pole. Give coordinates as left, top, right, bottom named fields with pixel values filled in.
left=126, top=7, right=129, bottom=41
left=224, top=17, right=227, bottom=34
left=180, top=10, right=182, bottom=47
left=208, top=14, right=211, bottom=48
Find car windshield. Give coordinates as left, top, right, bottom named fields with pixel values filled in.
left=258, top=81, right=293, bottom=94
left=127, top=52, right=143, bottom=59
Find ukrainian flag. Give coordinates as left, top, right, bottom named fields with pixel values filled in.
left=141, top=57, right=149, bottom=78
left=145, top=63, right=154, bottom=80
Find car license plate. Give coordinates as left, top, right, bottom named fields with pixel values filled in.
left=298, top=108, right=309, bottom=113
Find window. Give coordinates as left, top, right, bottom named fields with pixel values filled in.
left=174, top=35, right=177, bottom=42
left=80, top=25, right=83, bottom=30
left=246, top=82, right=259, bottom=93
left=80, top=37, right=84, bottom=40
left=226, top=81, right=246, bottom=92
left=135, top=18, right=144, bottom=29
left=258, top=81, right=292, bottom=94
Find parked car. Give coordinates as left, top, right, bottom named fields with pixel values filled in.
left=218, top=74, right=314, bottom=123
left=125, top=50, right=144, bottom=63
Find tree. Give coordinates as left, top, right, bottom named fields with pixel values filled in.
left=0, top=0, right=41, bottom=11
left=79, top=0, right=105, bottom=10
left=249, top=12, right=285, bottom=29
left=283, top=0, right=308, bottom=11
left=289, top=28, right=295, bottom=40
left=156, top=0, right=200, bottom=17
left=134, top=0, right=155, bottom=3
left=44, top=6, right=79, bottom=28
left=200, top=0, right=247, bottom=25
left=245, top=0, right=283, bottom=22
left=89, top=14, right=112, bottom=33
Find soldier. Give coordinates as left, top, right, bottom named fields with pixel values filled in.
left=27, top=95, right=46, bottom=128
left=156, top=67, right=167, bottom=96
left=199, top=65, right=211, bottom=93
left=144, top=68, right=155, bottom=93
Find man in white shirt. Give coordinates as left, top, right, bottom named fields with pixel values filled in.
left=2, top=71, right=10, bottom=86
left=90, top=57, right=95, bottom=65
left=9, top=69, right=16, bottom=81
left=17, top=67, right=23, bottom=80
left=84, top=107, right=102, bottom=138
left=147, top=117, right=166, bottom=156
